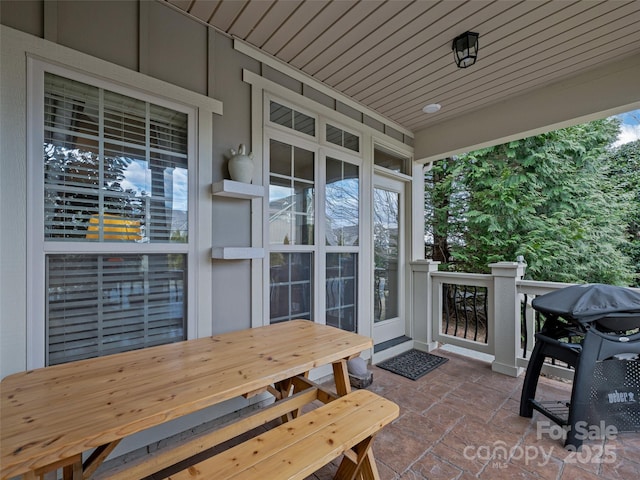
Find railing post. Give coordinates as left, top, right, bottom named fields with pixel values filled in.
left=411, top=260, right=440, bottom=351
left=489, top=261, right=526, bottom=377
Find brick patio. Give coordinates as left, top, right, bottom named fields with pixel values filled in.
left=310, top=349, right=640, bottom=480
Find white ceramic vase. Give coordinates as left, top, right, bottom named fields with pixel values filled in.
left=228, top=144, right=254, bottom=183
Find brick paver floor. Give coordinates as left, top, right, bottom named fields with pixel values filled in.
left=309, top=349, right=640, bottom=480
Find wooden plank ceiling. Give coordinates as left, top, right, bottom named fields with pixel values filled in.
left=164, top=0, right=640, bottom=134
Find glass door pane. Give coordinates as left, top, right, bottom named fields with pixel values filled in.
left=374, top=187, right=400, bottom=323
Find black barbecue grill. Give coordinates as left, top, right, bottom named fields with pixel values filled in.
left=519, top=283, right=640, bottom=448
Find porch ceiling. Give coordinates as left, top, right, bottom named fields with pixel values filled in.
left=164, top=0, right=640, bottom=135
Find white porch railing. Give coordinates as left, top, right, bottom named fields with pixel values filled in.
left=411, top=260, right=575, bottom=378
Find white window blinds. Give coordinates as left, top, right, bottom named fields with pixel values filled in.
left=42, top=72, right=190, bottom=365
left=44, top=73, right=189, bottom=243
left=46, top=254, right=186, bottom=365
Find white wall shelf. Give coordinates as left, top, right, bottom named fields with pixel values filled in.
left=211, top=247, right=265, bottom=260
left=212, top=180, right=264, bottom=199
left=212, top=181, right=264, bottom=260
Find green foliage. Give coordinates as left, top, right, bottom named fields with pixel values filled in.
left=425, top=118, right=637, bottom=286
left=607, top=139, right=640, bottom=286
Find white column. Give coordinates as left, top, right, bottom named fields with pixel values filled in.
left=411, top=260, right=440, bottom=351
left=490, top=261, right=526, bottom=377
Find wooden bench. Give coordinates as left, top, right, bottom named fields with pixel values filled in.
left=94, top=377, right=397, bottom=480
left=93, top=376, right=327, bottom=479
left=163, top=389, right=398, bottom=480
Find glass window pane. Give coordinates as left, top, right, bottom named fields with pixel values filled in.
left=344, top=132, right=360, bottom=152
left=146, top=155, right=188, bottom=243
left=293, top=181, right=314, bottom=215
left=294, top=146, right=314, bottom=181
left=326, top=124, right=360, bottom=153
left=44, top=139, right=100, bottom=240
left=270, top=175, right=292, bottom=245
left=326, top=124, right=342, bottom=146
left=270, top=253, right=290, bottom=282
left=269, top=176, right=293, bottom=202
left=46, top=253, right=186, bottom=365
left=269, top=209, right=314, bottom=246
left=270, top=139, right=291, bottom=176
left=45, top=74, right=99, bottom=139
left=325, top=158, right=359, bottom=246
left=270, top=253, right=312, bottom=324
left=43, top=73, right=189, bottom=244
left=270, top=101, right=292, bottom=128
left=326, top=253, right=357, bottom=332
left=374, top=145, right=409, bottom=174
left=294, top=211, right=314, bottom=246
left=294, top=111, right=315, bottom=136
left=103, top=90, right=146, bottom=145
left=269, top=284, right=290, bottom=319
left=150, top=104, right=188, bottom=154
left=270, top=211, right=293, bottom=245
left=374, top=188, right=400, bottom=322
left=270, top=140, right=315, bottom=246
left=269, top=101, right=315, bottom=137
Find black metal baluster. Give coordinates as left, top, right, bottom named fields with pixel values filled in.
left=483, top=287, right=488, bottom=343
left=453, top=284, right=460, bottom=337
left=443, top=284, right=451, bottom=335
left=463, top=286, right=470, bottom=339
left=472, top=286, right=479, bottom=341
left=522, top=294, right=529, bottom=358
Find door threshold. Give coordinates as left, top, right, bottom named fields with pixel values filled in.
left=374, top=335, right=412, bottom=353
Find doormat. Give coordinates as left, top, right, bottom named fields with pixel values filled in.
left=377, top=350, right=448, bottom=381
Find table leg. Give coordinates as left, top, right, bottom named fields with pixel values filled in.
left=63, top=456, right=82, bottom=480
left=81, top=440, right=120, bottom=479
left=332, top=359, right=351, bottom=397
left=274, top=377, right=294, bottom=399
left=274, top=374, right=309, bottom=422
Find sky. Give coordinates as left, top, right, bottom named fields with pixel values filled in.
left=120, top=159, right=188, bottom=211
left=613, top=109, right=640, bottom=147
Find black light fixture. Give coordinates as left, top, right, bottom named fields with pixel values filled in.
left=452, top=31, right=479, bottom=68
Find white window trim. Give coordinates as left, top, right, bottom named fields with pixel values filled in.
left=26, top=57, right=215, bottom=369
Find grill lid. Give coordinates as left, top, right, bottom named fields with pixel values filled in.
left=532, top=284, right=640, bottom=325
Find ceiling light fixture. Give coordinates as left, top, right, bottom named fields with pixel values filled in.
left=422, top=103, right=441, bottom=114
left=452, top=31, right=479, bottom=68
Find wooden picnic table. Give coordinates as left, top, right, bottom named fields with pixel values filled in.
left=1, top=320, right=373, bottom=479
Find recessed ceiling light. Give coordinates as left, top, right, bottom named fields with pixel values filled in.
left=422, top=103, right=441, bottom=114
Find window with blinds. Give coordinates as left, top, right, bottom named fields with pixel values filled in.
left=44, top=73, right=189, bottom=242
left=46, top=254, right=186, bottom=365
left=42, top=72, right=190, bottom=365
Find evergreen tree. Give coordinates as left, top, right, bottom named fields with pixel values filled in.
left=607, top=139, right=640, bottom=286
left=425, top=118, right=635, bottom=286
